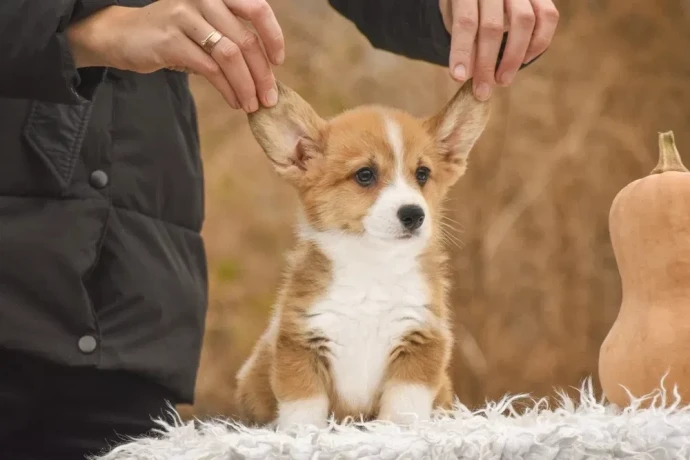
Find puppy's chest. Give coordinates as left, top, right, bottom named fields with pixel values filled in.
left=305, top=265, right=430, bottom=409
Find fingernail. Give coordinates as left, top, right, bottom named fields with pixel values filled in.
left=245, top=97, right=259, bottom=113
left=499, top=70, right=517, bottom=86
left=265, top=87, right=278, bottom=107
left=474, top=82, right=491, bottom=101
left=275, top=49, right=285, bottom=65
left=453, top=64, right=466, bottom=81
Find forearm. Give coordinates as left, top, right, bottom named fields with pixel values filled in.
left=328, top=0, right=451, bottom=66
left=272, top=333, right=329, bottom=429
left=0, top=0, right=116, bottom=104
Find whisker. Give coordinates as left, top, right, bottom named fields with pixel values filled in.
left=440, top=228, right=461, bottom=240
left=439, top=220, right=460, bottom=229
left=441, top=215, right=465, bottom=227
left=439, top=221, right=464, bottom=235
left=439, top=227, right=464, bottom=249
left=441, top=235, right=463, bottom=249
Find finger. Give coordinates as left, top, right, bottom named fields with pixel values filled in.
left=174, top=36, right=240, bottom=109
left=448, top=0, right=478, bottom=83
left=524, top=0, right=559, bottom=63
left=211, top=35, right=259, bottom=113
left=222, top=0, right=285, bottom=65
left=201, top=1, right=278, bottom=108
left=496, top=0, right=535, bottom=86
left=472, top=0, right=505, bottom=101
left=178, top=12, right=259, bottom=113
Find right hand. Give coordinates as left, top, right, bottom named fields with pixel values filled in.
left=439, top=0, right=559, bottom=101
left=67, top=0, right=285, bottom=112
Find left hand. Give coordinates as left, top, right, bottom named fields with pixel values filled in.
left=439, top=0, right=559, bottom=101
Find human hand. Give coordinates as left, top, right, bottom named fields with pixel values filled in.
left=67, top=0, right=285, bottom=112
left=439, top=0, right=559, bottom=101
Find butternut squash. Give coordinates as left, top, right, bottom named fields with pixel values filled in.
left=599, top=130, right=690, bottom=407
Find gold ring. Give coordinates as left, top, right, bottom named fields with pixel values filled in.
left=200, top=30, right=223, bottom=54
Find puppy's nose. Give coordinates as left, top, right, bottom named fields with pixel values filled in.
left=397, top=204, right=425, bottom=231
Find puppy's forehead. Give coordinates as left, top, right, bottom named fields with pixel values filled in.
left=325, top=108, right=431, bottom=165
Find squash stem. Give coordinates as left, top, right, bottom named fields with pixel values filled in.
left=651, top=130, right=689, bottom=174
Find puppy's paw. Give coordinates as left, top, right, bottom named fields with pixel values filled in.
left=378, top=382, right=434, bottom=425
left=276, top=395, right=329, bottom=430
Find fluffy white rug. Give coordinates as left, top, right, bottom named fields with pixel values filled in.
left=94, top=378, right=690, bottom=460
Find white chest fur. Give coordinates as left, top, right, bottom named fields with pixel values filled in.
left=304, top=230, right=432, bottom=412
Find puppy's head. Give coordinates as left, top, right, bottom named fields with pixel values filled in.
left=248, top=81, right=490, bottom=242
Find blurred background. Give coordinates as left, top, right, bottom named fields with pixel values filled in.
left=180, top=0, right=690, bottom=418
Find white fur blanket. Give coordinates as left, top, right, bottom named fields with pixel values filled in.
left=94, top=378, right=690, bottom=460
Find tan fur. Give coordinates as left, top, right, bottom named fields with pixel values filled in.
left=236, top=80, right=490, bottom=426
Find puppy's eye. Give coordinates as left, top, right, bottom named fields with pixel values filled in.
left=354, top=167, right=376, bottom=187
left=415, top=166, right=430, bottom=185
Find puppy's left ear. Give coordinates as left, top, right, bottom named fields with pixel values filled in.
left=423, top=80, right=491, bottom=184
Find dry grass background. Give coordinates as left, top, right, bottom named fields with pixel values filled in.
left=179, top=0, right=690, bottom=419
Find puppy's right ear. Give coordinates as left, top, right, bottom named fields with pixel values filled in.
left=248, top=82, right=326, bottom=184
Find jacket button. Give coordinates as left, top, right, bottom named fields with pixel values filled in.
left=90, top=170, right=109, bottom=189
left=78, top=335, right=98, bottom=354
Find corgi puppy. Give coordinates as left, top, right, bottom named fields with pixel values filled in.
left=235, top=80, right=490, bottom=430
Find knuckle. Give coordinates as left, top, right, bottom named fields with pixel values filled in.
left=217, top=41, right=241, bottom=61
left=476, top=64, right=496, bottom=78
left=451, top=48, right=471, bottom=62
left=161, top=30, right=185, bottom=56
left=541, top=6, right=560, bottom=23
left=256, top=72, right=275, bottom=89
left=272, top=31, right=285, bottom=47
left=514, top=11, right=535, bottom=28
left=454, top=14, right=477, bottom=31
left=162, top=28, right=180, bottom=47
left=476, top=58, right=497, bottom=75
left=237, top=89, right=255, bottom=103
left=238, top=31, right=260, bottom=50
left=498, top=59, right=519, bottom=73
left=245, top=0, right=271, bottom=19
left=203, top=60, right=222, bottom=78
left=480, top=20, right=504, bottom=37
left=170, top=1, right=192, bottom=22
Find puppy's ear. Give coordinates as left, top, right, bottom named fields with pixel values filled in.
left=423, top=80, right=491, bottom=184
left=248, top=81, right=326, bottom=184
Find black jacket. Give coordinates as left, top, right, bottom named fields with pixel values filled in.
left=0, top=0, right=527, bottom=404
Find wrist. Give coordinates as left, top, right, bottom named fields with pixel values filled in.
left=66, top=5, right=129, bottom=68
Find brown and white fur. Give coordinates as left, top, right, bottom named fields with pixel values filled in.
left=234, top=80, right=490, bottom=430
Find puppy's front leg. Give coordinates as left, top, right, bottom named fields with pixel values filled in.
left=379, top=381, right=435, bottom=425
left=273, top=334, right=329, bottom=430
left=378, top=328, right=450, bottom=425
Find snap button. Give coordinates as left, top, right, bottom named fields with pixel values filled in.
left=89, top=170, right=109, bottom=189
left=78, top=335, right=98, bottom=354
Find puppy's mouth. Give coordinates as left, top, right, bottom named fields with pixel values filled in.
left=364, top=228, right=425, bottom=242
left=392, top=229, right=423, bottom=241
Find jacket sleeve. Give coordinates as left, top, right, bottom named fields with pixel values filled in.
left=328, top=0, right=539, bottom=71
left=0, top=0, right=117, bottom=104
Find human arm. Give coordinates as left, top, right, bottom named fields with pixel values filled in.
left=327, top=0, right=459, bottom=69
left=327, top=0, right=558, bottom=101
left=0, top=0, right=117, bottom=104
left=0, top=0, right=285, bottom=111
left=65, top=0, right=285, bottom=112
